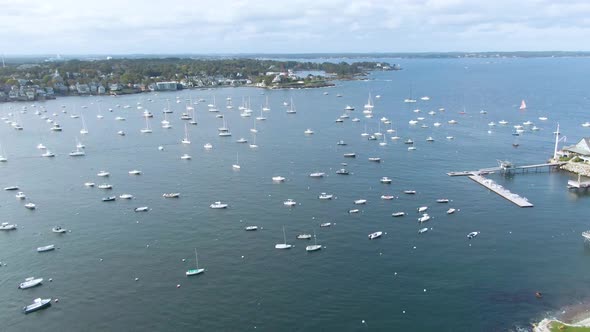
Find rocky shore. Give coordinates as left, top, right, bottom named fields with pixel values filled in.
left=560, top=162, right=590, bottom=177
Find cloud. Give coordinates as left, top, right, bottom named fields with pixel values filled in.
left=0, top=0, right=589, bottom=54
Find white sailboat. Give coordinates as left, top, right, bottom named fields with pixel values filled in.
left=286, top=98, right=296, bottom=114
left=140, top=116, right=152, bottom=133
left=186, top=248, right=205, bottom=276
left=80, top=114, right=88, bottom=135
left=275, top=226, right=292, bottom=249
left=181, top=123, right=190, bottom=144
left=262, top=96, right=271, bottom=111
left=189, top=106, right=197, bottom=125
left=306, top=230, right=321, bottom=252
left=69, top=138, right=85, bottom=156
left=96, top=104, right=104, bottom=119
left=232, top=152, right=240, bottom=169
left=364, top=93, right=374, bottom=109
left=249, top=133, right=258, bottom=149
left=0, top=144, right=7, bottom=162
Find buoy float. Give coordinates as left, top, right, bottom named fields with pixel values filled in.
left=135, top=277, right=139, bottom=281
left=55, top=299, right=59, bottom=303
left=49, top=278, right=53, bottom=282
left=176, top=284, right=181, bottom=288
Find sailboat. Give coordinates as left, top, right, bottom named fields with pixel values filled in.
left=306, top=230, right=321, bottom=252
left=96, top=104, right=104, bottom=119
left=186, top=248, right=205, bottom=276
left=208, top=96, right=218, bottom=112
left=69, top=138, right=85, bottom=156
left=0, top=144, right=7, bottom=162
left=249, top=133, right=258, bottom=149
left=140, top=116, right=152, bottom=133
left=232, top=153, right=241, bottom=169
left=189, top=106, right=197, bottom=125
left=275, top=226, right=292, bottom=249
left=286, top=98, right=296, bottom=114
left=80, top=114, right=88, bottom=135
left=161, top=112, right=172, bottom=129
left=519, top=100, right=527, bottom=110
left=364, top=93, right=374, bottom=109
left=181, top=123, right=190, bottom=144
left=262, top=96, right=271, bottom=111
left=404, top=86, right=417, bottom=103
left=256, top=106, right=267, bottom=121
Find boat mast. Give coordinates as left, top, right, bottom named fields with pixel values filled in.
left=195, top=248, right=198, bottom=269
left=553, top=123, right=560, bottom=159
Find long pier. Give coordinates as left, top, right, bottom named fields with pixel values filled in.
left=468, top=174, right=534, bottom=207
left=448, top=162, right=565, bottom=208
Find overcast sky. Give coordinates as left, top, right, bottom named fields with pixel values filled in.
left=1, top=0, right=590, bottom=55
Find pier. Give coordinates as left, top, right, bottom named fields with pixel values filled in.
left=568, top=174, right=590, bottom=189
left=468, top=174, right=534, bottom=207
left=448, top=162, right=565, bottom=208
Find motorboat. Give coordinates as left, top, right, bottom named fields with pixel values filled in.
left=336, top=169, right=349, bottom=175
left=448, top=119, right=458, bottom=124
left=318, top=193, right=333, bottom=200
left=539, top=117, right=548, bottom=121
left=236, top=138, right=248, bottom=143
left=19, top=277, right=43, bottom=289
left=102, top=196, right=116, bottom=202
left=367, top=135, right=377, bottom=140
left=117, top=130, right=126, bottom=136
left=368, top=157, right=381, bottom=162
left=320, top=222, right=332, bottom=227
left=272, top=176, right=286, bottom=182
left=426, top=137, right=435, bottom=142
left=52, top=226, right=67, bottom=233
left=336, top=140, right=347, bottom=146
left=309, top=172, right=325, bottom=178
left=582, top=231, right=590, bottom=240
left=467, top=231, right=479, bottom=239
left=354, top=199, right=367, bottom=205
left=210, top=201, right=228, bottom=209
left=98, top=184, right=112, bottom=189
left=348, top=209, right=360, bottom=214
left=498, top=120, right=508, bottom=125
left=97, top=171, right=110, bottom=177
left=343, top=153, right=356, bottom=158
left=50, top=124, right=62, bottom=131
left=162, top=193, right=180, bottom=198
left=37, top=244, right=55, bottom=252
left=203, top=143, right=213, bottom=150
left=134, top=206, right=149, bottom=212
left=37, top=143, right=46, bottom=150
left=404, top=190, right=416, bottom=195
left=418, top=206, right=428, bottom=213
left=4, top=185, right=18, bottom=191
left=381, top=195, right=395, bottom=200
left=404, top=139, right=414, bottom=145
left=418, top=227, right=428, bottom=234
left=380, top=177, right=392, bottom=184
left=84, top=182, right=95, bottom=187
left=446, top=208, right=457, bottom=214
left=245, top=226, right=258, bottom=231
left=392, top=212, right=405, bottom=217
left=368, top=231, right=383, bottom=240
left=418, top=213, right=431, bottom=223
left=23, top=298, right=51, bottom=314
left=15, top=192, right=26, bottom=199
left=283, top=199, right=297, bottom=207
left=41, top=150, right=55, bottom=157
left=119, top=194, right=134, bottom=199
left=297, top=234, right=312, bottom=239
left=304, top=129, right=314, bottom=135
left=0, top=222, right=17, bottom=230
left=345, top=105, right=355, bottom=111
left=128, top=170, right=142, bottom=175
left=24, top=203, right=36, bottom=210
left=436, top=198, right=450, bottom=203
left=180, top=154, right=192, bottom=160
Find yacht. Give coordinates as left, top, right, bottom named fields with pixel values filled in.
left=392, top=212, right=405, bottom=217
left=404, top=190, right=417, bottom=194
left=351, top=118, right=360, bottom=122
left=236, top=138, right=247, bottom=143
left=418, top=206, right=428, bottom=213
left=539, top=117, right=548, bottom=121
left=304, top=129, right=314, bottom=135
left=343, top=153, right=356, bottom=158
left=418, top=228, right=429, bottom=234
left=318, top=193, right=333, bottom=200
left=128, top=170, right=142, bottom=175
left=523, top=120, right=533, bottom=126
left=180, top=154, right=192, bottom=160
left=336, top=140, right=347, bottom=146
left=245, top=226, right=258, bottom=231
left=97, top=171, right=110, bottom=177
left=309, top=172, right=325, bottom=178
left=117, top=130, right=126, bottom=136
left=404, top=139, right=414, bottom=144
left=380, top=177, right=392, bottom=184
left=19, top=277, right=43, bottom=289
left=446, top=208, right=457, bottom=214
left=467, top=231, right=479, bottom=239
left=348, top=209, right=360, bottom=214
left=15, top=192, right=26, bottom=199
left=162, top=193, right=180, bottom=198
left=283, top=199, right=297, bottom=207
left=210, top=201, right=228, bottom=209
left=433, top=122, right=442, bottom=127
left=319, top=222, right=332, bottom=227
left=448, top=119, right=458, bottom=124
left=436, top=198, right=450, bottom=203
left=37, top=244, right=55, bottom=252
left=336, top=169, right=349, bottom=175
left=272, top=176, right=286, bottom=182
left=498, top=120, right=508, bottom=125
left=418, top=213, right=431, bottom=223
left=297, top=234, right=312, bottom=240
left=368, top=157, right=381, bottom=162
left=24, top=203, right=36, bottom=210
left=381, top=195, right=395, bottom=200
left=42, top=150, right=55, bottom=157
left=4, top=185, right=18, bottom=191
left=119, top=194, right=134, bottom=199
left=84, top=182, right=95, bottom=187
left=582, top=122, right=590, bottom=128
left=0, top=222, right=17, bottom=230
left=354, top=199, right=367, bottom=205
left=23, top=298, right=52, bottom=314
left=368, top=231, right=383, bottom=240
left=52, top=226, right=67, bottom=233
left=98, top=184, right=112, bottom=189
left=426, top=137, right=434, bottom=142
left=345, top=105, right=355, bottom=111
left=134, top=206, right=149, bottom=212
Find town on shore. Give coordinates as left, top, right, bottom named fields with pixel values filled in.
left=0, top=57, right=399, bottom=103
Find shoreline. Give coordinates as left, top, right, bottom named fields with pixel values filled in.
left=534, top=303, right=590, bottom=331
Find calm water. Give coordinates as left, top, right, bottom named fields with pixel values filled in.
left=1, top=57, right=590, bottom=331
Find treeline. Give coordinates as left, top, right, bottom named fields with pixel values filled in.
left=0, top=58, right=391, bottom=88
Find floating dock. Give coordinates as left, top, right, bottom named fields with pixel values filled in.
left=447, top=162, right=565, bottom=177
left=468, top=174, right=534, bottom=208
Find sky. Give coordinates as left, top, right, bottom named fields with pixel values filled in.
left=1, top=0, right=590, bottom=55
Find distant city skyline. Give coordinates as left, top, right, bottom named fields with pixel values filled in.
left=1, top=0, right=590, bottom=55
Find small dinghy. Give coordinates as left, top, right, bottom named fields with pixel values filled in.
left=368, top=231, right=383, bottom=240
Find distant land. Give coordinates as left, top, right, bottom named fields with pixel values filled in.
left=3, top=51, right=590, bottom=65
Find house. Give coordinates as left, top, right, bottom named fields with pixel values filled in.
left=563, top=138, right=590, bottom=162
left=155, top=82, right=178, bottom=91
